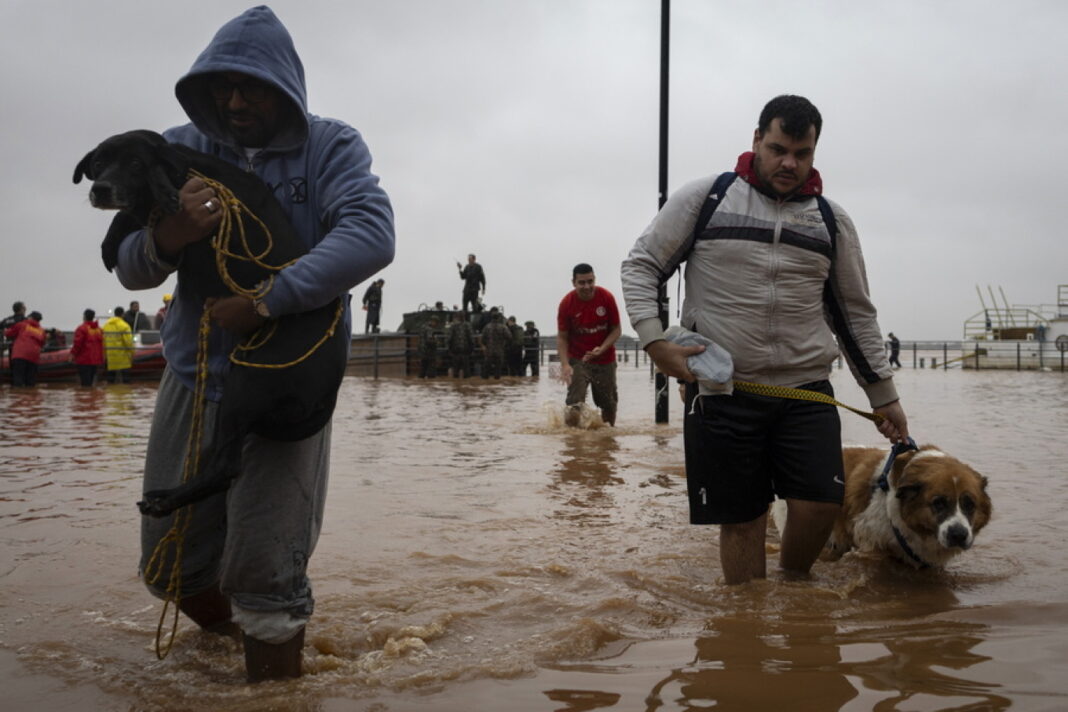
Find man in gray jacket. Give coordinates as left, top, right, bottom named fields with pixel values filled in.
left=621, top=95, right=907, bottom=585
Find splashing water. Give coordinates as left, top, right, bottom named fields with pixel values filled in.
left=541, top=400, right=606, bottom=430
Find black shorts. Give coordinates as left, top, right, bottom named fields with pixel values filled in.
left=683, top=380, right=845, bottom=525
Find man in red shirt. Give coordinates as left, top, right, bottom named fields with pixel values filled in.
left=556, top=264, right=622, bottom=426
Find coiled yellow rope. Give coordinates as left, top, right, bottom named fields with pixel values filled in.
left=732, top=380, right=884, bottom=424
left=193, top=169, right=345, bottom=369
left=143, top=169, right=343, bottom=658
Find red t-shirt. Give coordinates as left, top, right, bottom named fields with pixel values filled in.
left=557, top=286, right=620, bottom=364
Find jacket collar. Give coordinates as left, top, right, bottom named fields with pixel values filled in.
left=734, top=151, right=823, bottom=201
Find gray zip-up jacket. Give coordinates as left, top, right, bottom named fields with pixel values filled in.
left=621, top=171, right=897, bottom=408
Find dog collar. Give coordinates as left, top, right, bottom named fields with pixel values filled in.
left=875, top=438, right=931, bottom=568
left=875, top=437, right=918, bottom=493
left=892, top=525, right=932, bottom=569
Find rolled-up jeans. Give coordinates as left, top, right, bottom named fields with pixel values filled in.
left=140, top=368, right=331, bottom=643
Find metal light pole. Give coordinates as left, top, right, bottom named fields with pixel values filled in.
left=655, top=0, right=671, bottom=423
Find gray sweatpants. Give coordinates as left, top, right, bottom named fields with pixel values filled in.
left=140, top=368, right=331, bottom=643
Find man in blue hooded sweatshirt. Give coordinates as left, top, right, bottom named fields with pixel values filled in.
left=114, top=6, right=395, bottom=681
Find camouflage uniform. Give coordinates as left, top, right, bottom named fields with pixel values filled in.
left=446, top=317, right=475, bottom=378
left=480, top=318, right=510, bottom=379
left=505, top=318, right=524, bottom=376
left=419, top=320, right=440, bottom=378
left=522, top=322, right=540, bottom=376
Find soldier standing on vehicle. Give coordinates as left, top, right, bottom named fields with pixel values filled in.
left=457, top=254, right=485, bottom=313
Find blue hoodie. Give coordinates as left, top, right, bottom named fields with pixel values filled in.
left=115, top=6, right=395, bottom=400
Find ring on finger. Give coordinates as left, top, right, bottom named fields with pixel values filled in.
left=204, top=199, right=216, bottom=212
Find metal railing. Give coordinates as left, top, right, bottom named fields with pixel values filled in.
left=343, top=334, right=1067, bottom=379
left=897, top=340, right=1066, bottom=371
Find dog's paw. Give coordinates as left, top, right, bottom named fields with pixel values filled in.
left=822, top=537, right=849, bottom=561
left=137, top=491, right=177, bottom=518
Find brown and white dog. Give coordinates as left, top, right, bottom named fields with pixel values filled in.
left=825, top=444, right=992, bottom=568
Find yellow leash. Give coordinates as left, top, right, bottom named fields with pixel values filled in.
left=143, top=170, right=341, bottom=658
left=732, top=380, right=885, bottom=424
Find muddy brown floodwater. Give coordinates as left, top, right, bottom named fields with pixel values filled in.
left=2, top=364, right=1067, bottom=711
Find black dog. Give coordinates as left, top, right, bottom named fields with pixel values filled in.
left=74, top=130, right=348, bottom=517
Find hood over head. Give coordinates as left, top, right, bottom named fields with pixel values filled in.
left=174, top=5, right=308, bottom=151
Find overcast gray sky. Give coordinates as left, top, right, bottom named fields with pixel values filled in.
left=2, top=0, right=1065, bottom=340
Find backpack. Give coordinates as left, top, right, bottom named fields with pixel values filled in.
left=673, top=172, right=840, bottom=326
left=689, top=171, right=838, bottom=255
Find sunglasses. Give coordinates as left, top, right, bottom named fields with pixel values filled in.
left=207, top=77, right=273, bottom=104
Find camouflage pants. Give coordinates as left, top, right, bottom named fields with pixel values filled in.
left=567, top=359, right=617, bottom=420
left=420, top=351, right=438, bottom=378
left=522, top=352, right=539, bottom=376
left=483, top=349, right=505, bottom=379
left=450, top=350, right=472, bottom=378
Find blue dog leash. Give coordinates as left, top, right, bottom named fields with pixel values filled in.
left=873, top=437, right=929, bottom=568
left=875, top=436, right=918, bottom=493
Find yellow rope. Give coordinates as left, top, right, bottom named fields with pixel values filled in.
left=187, top=168, right=299, bottom=299
left=230, top=298, right=344, bottom=369
left=143, top=310, right=211, bottom=659
left=732, top=380, right=885, bottom=424
left=191, top=169, right=345, bottom=370
left=142, top=170, right=342, bottom=658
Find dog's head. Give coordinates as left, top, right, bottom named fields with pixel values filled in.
left=890, top=446, right=991, bottom=555
left=73, top=130, right=187, bottom=218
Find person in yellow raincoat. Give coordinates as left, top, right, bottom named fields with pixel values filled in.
left=103, top=306, right=135, bottom=383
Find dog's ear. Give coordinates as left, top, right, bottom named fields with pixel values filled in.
left=147, top=164, right=181, bottom=214
left=100, top=212, right=143, bottom=272
left=895, top=483, right=923, bottom=502
left=73, top=150, right=95, bottom=184
left=889, top=450, right=917, bottom=487
left=148, top=144, right=188, bottom=214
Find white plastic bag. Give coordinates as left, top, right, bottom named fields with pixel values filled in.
left=663, top=325, right=734, bottom=395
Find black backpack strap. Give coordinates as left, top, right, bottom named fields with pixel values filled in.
left=667, top=171, right=737, bottom=282
left=690, top=171, right=739, bottom=245
left=815, top=194, right=837, bottom=254
left=668, top=171, right=738, bottom=324
left=692, top=174, right=836, bottom=252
